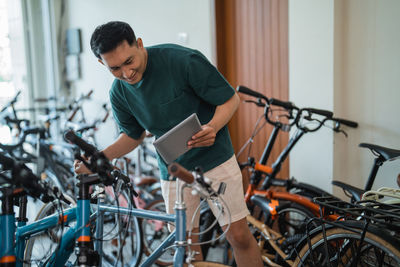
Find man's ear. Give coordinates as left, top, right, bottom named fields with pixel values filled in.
left=137, top=38, right=143, bottom=48
left=98, top=59, right=105, bottom=65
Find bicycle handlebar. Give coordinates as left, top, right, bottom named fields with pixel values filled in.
left=64, top=130, right=134, bottom=187
left=168, top=163, right=194, bottom=184
left=302, top=108, right=333, bottom=118
left=331, top=117, right=358, bottom=128
left=296, top=108, right=334, bottom=132
left=0, top=153, right=53, bottom=202
left=0, top=127, right=47, bottom=151
left=236, top=85, right=269, bottom=102
left=269, top=98, right=297, bottom=111
left=64, top=130, right=97, bottom=156
left=0, top=90, right=21, bottom=114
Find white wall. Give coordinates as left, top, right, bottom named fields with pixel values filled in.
left=333, top=0, right=400, bottom=193
left=288, top=0, right=335, bottom=193
left=289, top=0, right=400, bottom=195
left=64, top=0, right=215, bottom=148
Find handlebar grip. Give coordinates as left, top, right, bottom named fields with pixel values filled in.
left=64, top=130, right=97, bottom=156
left=67, top=107, right=80, bottom=122
left=168, top=163, right=194, bottom=184
left=254, top=162, right=273, bottom=174
left=86, top=89, right=94, bottom=98
left=304, top=108, right=333, bottom=118
left=269, top=98, right=297, bottom=110
left=236, top=85, right=268, bottom=101
left=23, top=127, right=46, bottom=136
left=102, top=112, right=110, bottom=123
left=332, top=117, right=358, bottom=128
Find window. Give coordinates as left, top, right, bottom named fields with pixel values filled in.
left=0, top=0, right=15, bottom=100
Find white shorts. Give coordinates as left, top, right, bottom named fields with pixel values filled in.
left=160, top=155, right=250, bottom=230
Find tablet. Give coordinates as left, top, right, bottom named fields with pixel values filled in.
left=153, top=113, right=202, bottom=164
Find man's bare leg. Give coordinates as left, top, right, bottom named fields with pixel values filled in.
left=222, top=217, right=263, bottom=267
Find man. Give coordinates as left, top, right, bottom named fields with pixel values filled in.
left=76, top=21, right=262, bottom=266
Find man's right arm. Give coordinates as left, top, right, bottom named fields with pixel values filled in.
left=102, top=131, right=146, bottom=161
left=74, top=131, right=145, bottom=174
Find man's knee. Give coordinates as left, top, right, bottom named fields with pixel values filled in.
left=225, top=219, right=253, bottom=249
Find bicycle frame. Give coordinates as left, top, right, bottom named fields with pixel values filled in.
left=2, top=177, right=189, bottom=267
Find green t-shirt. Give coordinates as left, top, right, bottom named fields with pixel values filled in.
left=110, top=44, right=235, bottom=180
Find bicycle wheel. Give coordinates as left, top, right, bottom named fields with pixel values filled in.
left=141, top=196, right=174, bottom=266
left=268, top=202, right=317, bottom=238
left=43, top=161, right=75, bottom=197
left=248, top=199, right=318, bottom=266
left=24, top=200, right=75, bottom=267
left=294, top=226, right=400, bottom=266
left=100, top=185, right=143, bottom=267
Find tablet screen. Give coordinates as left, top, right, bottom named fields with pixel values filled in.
left=153, top=113, right=202, bottom=164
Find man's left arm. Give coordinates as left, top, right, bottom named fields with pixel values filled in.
left=188, top=93, right=240, bottom=148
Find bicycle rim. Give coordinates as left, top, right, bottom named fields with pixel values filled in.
left=24, top=200, right=75, bottom=267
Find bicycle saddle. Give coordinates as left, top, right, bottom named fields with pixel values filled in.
left=331, top=180, right=364, bottom=201
left=359, top=143, right=400, bottom=161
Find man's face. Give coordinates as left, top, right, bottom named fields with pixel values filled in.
left=99, top=39, right=147, bottom=85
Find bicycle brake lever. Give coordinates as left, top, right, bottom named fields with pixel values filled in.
left=332, top=123, right=348, bottom=137
left=338, top=129, right=348, bottom=138
left=244, top=99, right=265, bottom=107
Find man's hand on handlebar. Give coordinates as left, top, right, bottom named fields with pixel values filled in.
left=73, top=157, right=92, bottom=174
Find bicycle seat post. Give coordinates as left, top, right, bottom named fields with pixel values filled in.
left=364, top=156, right=384, bottom=191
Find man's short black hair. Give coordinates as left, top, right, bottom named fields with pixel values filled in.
left=90, top=21, right=136, bottom=60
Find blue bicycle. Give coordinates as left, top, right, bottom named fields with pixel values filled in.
left=0, top=131, right=230, bottom=267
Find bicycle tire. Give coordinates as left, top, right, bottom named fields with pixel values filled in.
left=24, top=187, right=143, bottom=267
left=43, top=161, right=75, bottom=197
left=293, top=226, right=400, bottom=266
left=248, top=200, right=318, bottom=266
left=268, top=202, right=317, bottom=239
left=141, top=196, right=174, bottom=266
